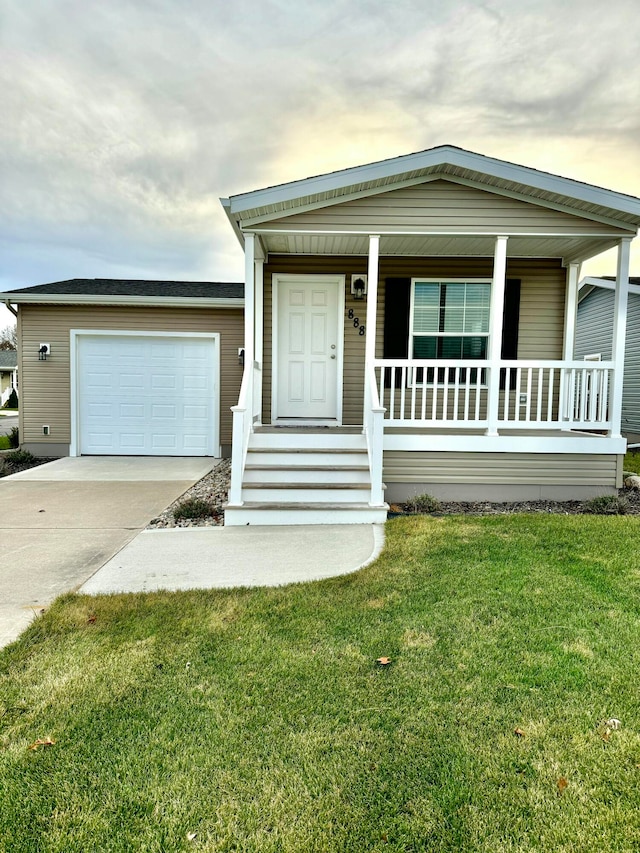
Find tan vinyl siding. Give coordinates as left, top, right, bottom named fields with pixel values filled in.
left=19, top=305, right=243, bottom=450
left=258, top=180, right=628, bottom=235
left=383, top=451, right=618, bottom=486
left=263, top=256, right=565, bottom=424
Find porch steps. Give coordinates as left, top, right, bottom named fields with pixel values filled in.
left=224, top=429, right=388, bottom=526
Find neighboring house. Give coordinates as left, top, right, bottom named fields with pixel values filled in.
left=4, top=145, right=640, bottom=525
left=0, top=350, right=18, bottom=406
left=575, top=276, right=640, bottom=443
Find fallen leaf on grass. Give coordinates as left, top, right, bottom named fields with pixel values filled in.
left=28, top=737, right=55, bottom=751
left=557, top=777, right=568, bottom=795
left=186, top=832, right=197, bottom=841
left=87, top=614, right=97, bottom=624
left=514, top=727, right=526, bottom=737
left=376, top=657, right=392, bottom=666
left=606, top=718, right=622, bottom=730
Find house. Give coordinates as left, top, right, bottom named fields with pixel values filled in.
left=0, top=350, right=18, bottom=406
left=575, top=276, right=640, bottom=443
left=4, top=145, right=640, bottom=525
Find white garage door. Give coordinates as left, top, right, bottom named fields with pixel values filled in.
left=77, top=334, right=218, bottom=456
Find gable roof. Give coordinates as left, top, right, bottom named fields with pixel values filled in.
left=579, top=276, right=640, bottom=302
left=2, top=279, right=244, bottom=307
left=0, top=351, right=17, bottom=370
left=222, top=144, right=640, bottom=232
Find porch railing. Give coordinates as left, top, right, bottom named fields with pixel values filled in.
left=363, top=365, right=385, bottom=505
left=372, top=359, right=614, bottom=430
left=228, top=360, right=261, bottom=504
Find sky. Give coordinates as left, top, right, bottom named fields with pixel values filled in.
left=2, top=0, right=640, bottom=329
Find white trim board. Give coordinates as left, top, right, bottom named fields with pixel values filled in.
left=383, top=434, right=626, bottom=454
left=69, top=329, right=220, bottom=458
left=579, top=276, right=640, bottom=296
left=224, top=145, right=640, bottom=222
left=4, top=294, right=243, bottom=308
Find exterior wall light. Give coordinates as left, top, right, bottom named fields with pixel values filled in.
left=38, top=343, right=50, bottom=361
left=351, top=275, right=367, bottom=300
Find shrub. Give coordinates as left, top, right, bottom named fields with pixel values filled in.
left=404, top=493, right=441, bottom=514
left=4, top=449, right=35, bottom=466
left=7, top=426, right=19, bottom=448
left=583, top=495, right=629, bottom=515
left=2, top=389, right=18, bottom=409
left=173, top=497, right=216, bottom=521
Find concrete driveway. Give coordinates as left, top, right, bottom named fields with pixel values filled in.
left=0, top=456, right=217, bottom=648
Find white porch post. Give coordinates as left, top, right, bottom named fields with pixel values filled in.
left=254, top=257, right=264, bottom=423
left=610, top=237, right=631, bottom=438
left=562, top=263, right=580, bottom=360
left=365, top=235, right=380, bottom=368
left=243, top=233, right=255, bottom=367
left=485, top=236, right=508, bottom=436
left=363, top=235, right=380, bottom=420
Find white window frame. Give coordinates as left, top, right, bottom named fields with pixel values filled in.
left=408, top=277, right=492, bottom=386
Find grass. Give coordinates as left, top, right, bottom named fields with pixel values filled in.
left=0, top=435, right=9, bottom=450
left=2, top=515, right=640, bottom=851
left=624, top=446, right=640, bottom=474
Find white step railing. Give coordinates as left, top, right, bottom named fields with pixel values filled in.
left=363, top=364, right=385, bottom=506
left=372, top=359, right=614, bottom=430
left=228, top=361, right=261, bottom=505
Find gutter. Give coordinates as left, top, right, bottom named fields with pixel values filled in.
left=3, top=300, right=17, bottom=317
left=1, top=294, right=244, bottom=309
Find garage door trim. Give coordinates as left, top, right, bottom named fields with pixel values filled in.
left=69, top=329, right=220, bottom=457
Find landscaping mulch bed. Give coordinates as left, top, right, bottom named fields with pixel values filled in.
left=0, top=452, right=55, bottom=478
left=390, top=490, right=640, bottom=517
left=147, top=459, right=231, bottom=528
left=145, top=457, right=640, bottom=527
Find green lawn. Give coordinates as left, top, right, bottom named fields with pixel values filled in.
left=625, top=446, right=640, bottom=473
left=0, top=436, right=9, bottom=450
left=2, top=515, right=640, bottom=852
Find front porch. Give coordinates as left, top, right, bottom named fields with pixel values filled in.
left=221, top=146, right=639, bottom=524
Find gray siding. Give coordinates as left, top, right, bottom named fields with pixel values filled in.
left=575, top=288, right=640, bottom=436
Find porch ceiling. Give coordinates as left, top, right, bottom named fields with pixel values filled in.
left=257, top=232, right=621, bottom=265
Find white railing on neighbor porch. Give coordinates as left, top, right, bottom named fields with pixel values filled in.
left=0, top=387, right=14, bottom=407
left=372, top=359, right=614, bottom=431
left=228, top=361, right=261, bottom=504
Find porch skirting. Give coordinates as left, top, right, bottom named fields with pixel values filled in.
left=383, top=451, right=622, bottom=503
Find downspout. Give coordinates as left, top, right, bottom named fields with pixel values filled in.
left=4, top=300, right=17, bottom=318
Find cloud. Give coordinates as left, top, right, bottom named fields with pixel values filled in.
left=1, top=0, right=640, bottom=291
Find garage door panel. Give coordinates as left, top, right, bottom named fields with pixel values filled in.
left=78, top=335, right=217, bottom=456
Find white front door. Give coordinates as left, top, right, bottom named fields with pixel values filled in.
left=274, top=275, right=343, bottom=420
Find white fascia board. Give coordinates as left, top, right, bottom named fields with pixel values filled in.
left=2, top=294, right=244, bottom=308
left=578, top=276, right=640, bottom=295
left=226, top=145, right=640, bottom=222
left=221, top=197, right=246, bottom=249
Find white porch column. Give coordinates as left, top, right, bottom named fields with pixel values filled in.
left=365, top=235, right=380, bottom=368
left=562, top=263, right=580, bottom=360
left=610, top=238, right=632, bottom=438
left=254, top=257, right=264, bottom=423
left=243, top=233, right=255, bottom=367
left=485, top=235, right=508, bottom=436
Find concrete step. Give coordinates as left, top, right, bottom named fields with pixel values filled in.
left=224, top=502, right=389, bottom=526
left=246, top=449, right=368, bottom=467
left=248, top=432, right=366, bottom=450
left=243, top=465, right=371, bottom=484
left=241, top=483, right=371, bottom=503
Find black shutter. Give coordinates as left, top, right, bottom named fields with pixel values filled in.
left=383, top=278, right=411, bottom=387
left=500, top=279, right=521, bottom=389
